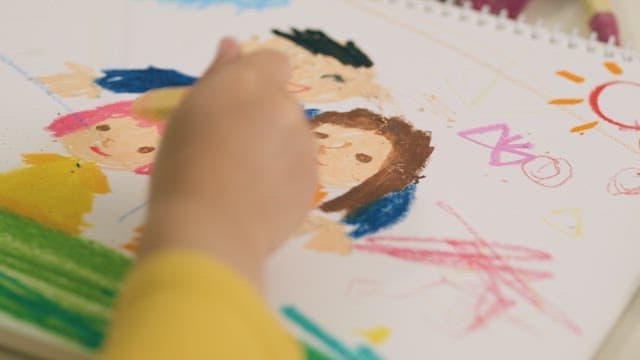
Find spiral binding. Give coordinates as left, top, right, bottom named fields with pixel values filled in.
left=367, top=0, right=638, bottom=63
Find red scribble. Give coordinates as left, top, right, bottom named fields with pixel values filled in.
left=352, top=201, right=581, bottom=335
left=521, top=155, right=573, bottom=188
left=607, top=167, right=640, bottom=196
left=590, top=81, right=640, bottom=130
left=458, top=123, right=536, bottom=166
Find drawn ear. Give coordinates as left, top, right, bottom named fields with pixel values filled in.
left=21, top=153, right=68, bottom=165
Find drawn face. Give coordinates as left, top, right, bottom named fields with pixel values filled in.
left=59, top=117, right=160, bottom=171
left=243, top=37, right=379, bottom=103
left=314, top=123, right=392, bottom=189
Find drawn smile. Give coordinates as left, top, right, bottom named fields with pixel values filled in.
left=321, top=142, right=352, bottom=150
left=90, top=146, right=111, bottom=157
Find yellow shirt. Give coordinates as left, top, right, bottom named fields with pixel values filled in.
left=100, top=251, right=303, bottom=360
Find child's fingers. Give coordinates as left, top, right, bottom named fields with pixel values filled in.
left=202, top=37, right=242, bottom=78
left=236, top=49, right=291, bottom=87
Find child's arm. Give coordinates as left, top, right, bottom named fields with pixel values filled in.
left=100, top=38, right=318, bottom=360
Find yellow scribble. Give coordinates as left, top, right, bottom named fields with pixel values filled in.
left=0, top=153, right=110, bottom=235
left=132, top=86, right=191, bottom=121
left=36, top=62, right=101, bottom=99
left=360, top=326, right=391, bottom=346
left=542, top=208, right=583, bottom=238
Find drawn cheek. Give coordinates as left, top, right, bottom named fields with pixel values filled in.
left=286, top=81, right=311, bottom=93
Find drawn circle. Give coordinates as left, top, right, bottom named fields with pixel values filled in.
left=589, top=81, right=640, bottom=130
left=521, top=156, right=573, bottom=188
left=607, top=167, right=640, bottom=196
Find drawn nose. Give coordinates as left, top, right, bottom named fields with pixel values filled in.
left=102, top=137, right=114, bottom=147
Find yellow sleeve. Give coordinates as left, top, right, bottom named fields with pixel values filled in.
left=100, top=251, right=303, bottom=360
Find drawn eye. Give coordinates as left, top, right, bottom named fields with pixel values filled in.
left=355, top=153, right=373, bottom=163
left=137, top=146, right=156, bottom=154
left=313, top=132, right=329, bottom=139
left=75, top=162, right=81, bottom=168
left=320, top=74, right=345, bottom=83
left=95, top=124, right=111, bottom=131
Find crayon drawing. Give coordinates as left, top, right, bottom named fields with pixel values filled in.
left=0, top=1, right=639, bottom=359
left=47, top=102, right=164, bottom=175
left=39, top=28, right=383, bottom=105
left=607, top=167, right=640, bottom=196
left=0, top=208, right=131, bottom=349
left=551, top=62, right=640, bottom=131
left=38, top=65, right=196, bottom=99
left=348, top=201, right=580, bottom=335
left=301, top=109, right=433, bottom=254
left=259, top=29, right=383, bottom=103
left=0, top=154, right=110, bottom=235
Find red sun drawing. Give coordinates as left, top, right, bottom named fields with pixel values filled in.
left=550, top=62, right=640, bottom=132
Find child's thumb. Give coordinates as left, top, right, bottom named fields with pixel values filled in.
left=203, top=37, right=241, bottom=78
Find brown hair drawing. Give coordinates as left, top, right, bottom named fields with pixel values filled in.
left=311, top=108, right=434, bottom=216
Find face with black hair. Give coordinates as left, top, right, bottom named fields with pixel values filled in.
left=242, top=30, right=383, bottom=103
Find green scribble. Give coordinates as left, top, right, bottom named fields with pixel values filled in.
left=0, top=208, right=132, bottom=349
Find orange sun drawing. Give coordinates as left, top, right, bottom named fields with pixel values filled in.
left=549, top=61, right=640, bottom=133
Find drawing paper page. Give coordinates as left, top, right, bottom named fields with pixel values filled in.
left=0, top=1, right=639, bottom=359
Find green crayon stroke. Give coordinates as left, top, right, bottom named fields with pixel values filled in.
left=0, top=207, right=133, bottom=349
left=283, top=305, right=382, bottom=360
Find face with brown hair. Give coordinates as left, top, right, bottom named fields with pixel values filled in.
left=314, top=123, right=392, bottom=189
left=310, top=109, right=434, bottom=215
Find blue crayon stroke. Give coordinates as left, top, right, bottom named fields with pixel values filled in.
left=282, top=305, right=382, bottom=360
left=117, top=201, right=148, bottom=224
left=157, top=0, right=290, bottom=10
left=343, top=184, right=416, bottom=239
left=305, top=108, right=321, bottom=119
left=94, top=67, right=197, bottom=94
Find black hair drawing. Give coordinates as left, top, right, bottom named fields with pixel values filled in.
left=272, top=28, right=373, bottom=68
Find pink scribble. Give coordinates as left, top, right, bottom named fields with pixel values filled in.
left=521, top=155, right=573, bottom=188
left=458, top=123, right=536, bottom=166
left=352, top=201, right=581, bottom=335
left=607, top=167, right=640, bottom=196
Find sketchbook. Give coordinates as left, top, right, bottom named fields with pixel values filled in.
left=0, top=0, right=639, bottom=359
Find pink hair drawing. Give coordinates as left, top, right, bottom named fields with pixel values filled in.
left=47, top=101, right=164, bottom=176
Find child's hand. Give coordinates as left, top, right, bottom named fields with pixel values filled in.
left=140, top=38, right=318, bottom=287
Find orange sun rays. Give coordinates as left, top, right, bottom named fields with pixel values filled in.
left=549, top=62, right=626, bottom=134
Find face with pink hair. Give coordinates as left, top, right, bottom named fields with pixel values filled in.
left=47, top=101, right=164, bottom=175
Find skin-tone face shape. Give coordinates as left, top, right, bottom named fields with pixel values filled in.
left=314, top=123, right=392, bottom=189
left=242, top=37, right=380, bottom=103
left=59, top=117, right=160, bottom=171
